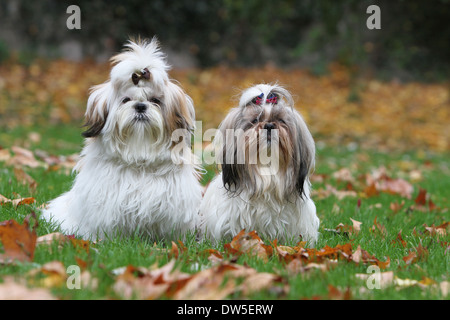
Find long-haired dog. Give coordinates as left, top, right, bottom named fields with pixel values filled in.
left=42, top=38, right=203, bottom=240
left=199, top=84, right=319, bottom=244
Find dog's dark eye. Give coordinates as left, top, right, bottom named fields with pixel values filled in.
left=122, top=97, right=131, bottom=104
left=279, top=119, right=286, bottom=125
left=149, top=97, right=161, bottom=105
left=251, top=118, right=258, bottom=124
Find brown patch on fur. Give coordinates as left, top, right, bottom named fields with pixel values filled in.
left=82, top=83, right=110, bottom=138
left=165, top=81, right=194, bottom=133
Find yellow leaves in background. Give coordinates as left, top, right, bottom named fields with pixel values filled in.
left=0, top=61, right=448, bottom=152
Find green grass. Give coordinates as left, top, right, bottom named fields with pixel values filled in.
left=0, top=124, right=448, bottom=300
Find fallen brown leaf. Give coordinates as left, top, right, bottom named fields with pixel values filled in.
left=327, top=285, right=351, bottom=300
left=423, top=222, right=448, bottom=237
left=402, top=251, right=418, bottom=265
left=7, top=146, right=41, bottom=168
left=0, top=277, right=56, bottom=300
left=36, top=232, right=68, bottom=246
left=414, top=188, right=428, bottom=206
left=173, top=263, right=238, bottom=300
left=0, top=213, right=37, bottom=263
left=392, top=231, right=407, bottom=247
left=328, top=218, right=362, bottom=237
left=370, top=217, right=387, bottom=237
left=390, top=200, right=405, bottom=213
left=240, top=272, right=286, bottom=296
left=0, top=194, right=36, bottom=208
left=13, top=167, right=38, bottom=192
left=113, top=260, right=191, bottom=300
left=225, top=229, right=273, bottom=262
left=356, top=271, right=394, bottom=289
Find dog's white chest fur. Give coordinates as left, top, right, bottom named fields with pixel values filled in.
left=43, top=144, right=202, bottom=240
left=199, top=173, right=319, bottom=244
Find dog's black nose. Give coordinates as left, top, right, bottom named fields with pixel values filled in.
left=264, top=123, right=275, bottom=131
left=134, top=103, right=147, bottom=113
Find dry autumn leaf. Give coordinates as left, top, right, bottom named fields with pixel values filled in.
left=168, top=240, right=188, bottom=259
left=364, top=167, right=414, bottom=198
left=402, top=251, right=418, bottom=265
left=356, top=271, right=395, bottom=290
left=8, top=146, right=41, bottom=168
left=28, top=261, right=67, bottom=288
left=392, top=231, right=407, bottom=247
left=312, top=184, right=357, bottom=200
left=423, top=222, right=448, bottom=237
left=0, top=194, right=36, bottom=208
left=351, top=245, right=390, bottom=269
left=113, top=260, right=192, bottom=300
left=172, top=263, right=239, bottom=300
left=327, top=285, right=351, bottom=300
left=327, top=218, right=362, bottom=237
left=390, top=200, right=405, bottom=213
left=412, top=188, right=442, bottom=212
left=224, top=229, right=273, bottom=262
left=0, top=213, right=37, bottom=263
left=13, top=167, right=38, bottom=192
left=370, top=217, right=387, bottom=237
left=414, top=188, right=428, bottom=206
left=0, top=277, right=56, bottom=300
left=36, top=232, right=67, bottom=246
left=378, top=178, right=414, bottom=198
left=240, top=272, right=286, bottom=296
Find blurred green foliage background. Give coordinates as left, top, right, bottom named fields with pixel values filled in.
left=0, top=0, right=449, bottom=81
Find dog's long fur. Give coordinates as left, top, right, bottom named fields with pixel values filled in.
left=42, top=38, right=202, bottom=240
left=199, top=84, right=319, bottom=244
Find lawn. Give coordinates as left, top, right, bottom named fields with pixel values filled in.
left=0, top=123, right=448, bottom=300
left=0, top=62, right=448, bottom=300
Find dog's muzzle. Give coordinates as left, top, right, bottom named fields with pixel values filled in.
left=134, top=103, right=149, bottom=121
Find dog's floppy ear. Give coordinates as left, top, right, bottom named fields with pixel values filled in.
left=82, top=82, right=111, bottom=138
left=164, top=81, right=195, bottom=136
left=292, top=112, right=315, bottom=199
left=214, top=107, right=244, bottom=193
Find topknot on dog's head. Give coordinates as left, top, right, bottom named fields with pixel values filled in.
left=238, top=83, right=294, bottom=109
left=109, top=37, right=170, bottom=89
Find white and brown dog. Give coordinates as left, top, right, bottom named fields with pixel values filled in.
left=199, top=84, right=319, bottom=245
left=42, top=38, right=203, bottom=240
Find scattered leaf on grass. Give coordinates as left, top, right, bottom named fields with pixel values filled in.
left=0, top=277, right=56, bottom=300
left=7, top=146, right=41, bottom=168
left=224, top=229, right=273, bottom=262
left=113, top=264, right=175, bottom=300
left=0, top=194, right=36, bottom=208
left=326, top=218, right=362, bottom=237
left=423, top=222, right=448, bottom=237
left=356, top=271, right=395, bottom=289
left=13, top=167, right=38, bottom=192
left=36, top=232, right=67, bottom=246
left=327, top=285, right=352, bottom=300
left=390, top=200, right=405, bottom=213
left=365, top=167, right=414, bottom=198
left=413, top=188, right=443, bottom=212
left=351, top=245, right=390, bottom=269
left=392, top=231, right=407, bottom=247
left=28, top=261, right=67, bottom=288
left=402, top=251, right=418, bottom=265
left=240, top=272, right=286, bottom=296
left=370, top=217, right=387, bottom=237
left=0, top=213, right=37, bottom=263
left=172, top=263, right=238, bottom=300
left=415, top=188, right=428, bottom=206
